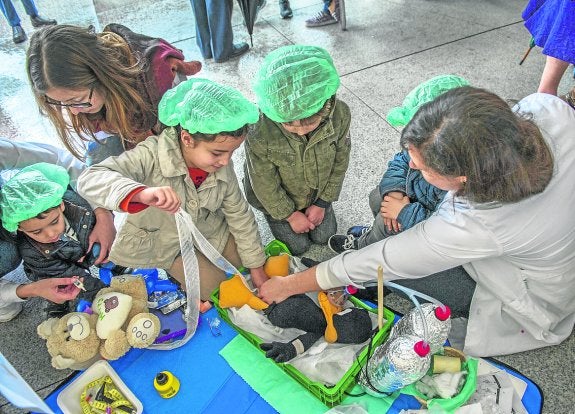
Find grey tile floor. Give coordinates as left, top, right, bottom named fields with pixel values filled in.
left=0, top=0, right=573, bottom=413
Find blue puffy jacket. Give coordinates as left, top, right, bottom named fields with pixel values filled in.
left=378, top=151, right=446, bottom=230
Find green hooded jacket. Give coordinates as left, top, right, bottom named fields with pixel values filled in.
left=244, top=98, right=351, bottom=220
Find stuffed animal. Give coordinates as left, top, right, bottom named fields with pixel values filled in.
left=38, top=275, right=161, bottom=369
left=37, top=311, right=101, bottom=370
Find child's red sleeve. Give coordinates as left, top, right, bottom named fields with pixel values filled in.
left=120, top=186, right=149, bottom=213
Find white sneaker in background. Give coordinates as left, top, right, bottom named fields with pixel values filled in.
left=0, top=301, right=23, bottom=322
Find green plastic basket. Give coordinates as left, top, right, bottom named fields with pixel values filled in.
left=211, top=288, right=394, bottom=407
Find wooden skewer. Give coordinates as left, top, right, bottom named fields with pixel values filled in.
left=377, top=266, right=384, bottom=330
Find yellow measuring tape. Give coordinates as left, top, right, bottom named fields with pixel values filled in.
left=79, top=375, right=135, bottom=414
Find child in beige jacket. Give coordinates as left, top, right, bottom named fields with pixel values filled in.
left=77, top=78, right=267, bottom=300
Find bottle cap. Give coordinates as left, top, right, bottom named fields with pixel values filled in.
left=434, top=305, right=451, bottom=321
left=155, top=372, right=168, bottom=385
left=413, top=340, right=431, bottom=357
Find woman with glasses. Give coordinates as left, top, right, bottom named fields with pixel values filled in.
left=26, top=24, right=202, bottom=164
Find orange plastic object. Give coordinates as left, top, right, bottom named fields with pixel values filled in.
left=219, top=275, right=268, bottom=310
left=263, top=254, right=290, bottom=277
left=318, top=291, right=342, bottom=343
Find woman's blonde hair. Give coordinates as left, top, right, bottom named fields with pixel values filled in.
left=26, top=25, right=154, bottom=159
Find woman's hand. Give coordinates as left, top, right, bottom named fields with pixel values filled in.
left=258, top=276, right=290, bottom=304
left=133, top=186, right=181, bottom=213
left=16, top=277, right=82, bottom=303
left=305, top=205, right=325, bottom=226
left=249, top=266, right=269, bottom=289
left=86, top=208, right=116, bottom=265
left=287, top=211, right=315, bottom=233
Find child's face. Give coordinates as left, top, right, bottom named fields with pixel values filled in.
left=181, top=133, right=245, bottom=173
left=18, top=203, right=66, bottom=244
left=280, top=116, right=323, bottom=136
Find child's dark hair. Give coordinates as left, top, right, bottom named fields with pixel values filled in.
left=400, top=86, right=553, bottom=203
left=176, top=123, right=251, bottom=142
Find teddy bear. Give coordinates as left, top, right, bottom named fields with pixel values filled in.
left=38, top=275, right=161, bottom=369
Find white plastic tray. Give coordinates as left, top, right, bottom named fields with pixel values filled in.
left=57, top=360, right=143, bottom=414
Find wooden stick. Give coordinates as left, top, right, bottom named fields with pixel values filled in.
left=377, top=266, right=384, bottom=330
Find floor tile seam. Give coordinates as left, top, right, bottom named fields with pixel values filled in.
left=339, top=20, right=524, bottom=79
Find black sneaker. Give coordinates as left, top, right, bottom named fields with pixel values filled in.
left=328, top=234, right=358, bottom=254
left=347, top=225, right=370, bottom=238
left=45, top=301, right=70, bottom=319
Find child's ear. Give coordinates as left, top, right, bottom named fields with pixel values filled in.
left=59, top=201, right=65, bottom=212
left=180, top=129, right=194, bottom=148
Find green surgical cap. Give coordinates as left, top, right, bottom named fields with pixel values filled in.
left=387, top=75, right=470, bottom=127
left=0, top=163, right=69, bottom=232
left=253, top=45, right=340, bottom=123
left=158, top=78, right=259, bottom=134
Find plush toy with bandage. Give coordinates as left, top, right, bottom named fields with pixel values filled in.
left=218, top=255, right=373, bottom=362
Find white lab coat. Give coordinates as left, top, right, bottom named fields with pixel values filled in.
left=317, top=93, right=575, bottom=356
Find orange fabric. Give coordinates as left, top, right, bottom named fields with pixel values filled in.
left=120, top=186, right=148, bottom=213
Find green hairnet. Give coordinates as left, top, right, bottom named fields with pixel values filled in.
left=387, top=75, right=470, bottom=127
left=0, top=163, right=69, bottom=232
left=158, top=78, right=259, bottom=134
left=253, top=45, right=340, bottom=123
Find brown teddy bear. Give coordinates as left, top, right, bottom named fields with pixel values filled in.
left=38, top=275, right=161, bottom=369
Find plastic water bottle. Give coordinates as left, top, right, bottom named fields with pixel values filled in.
left=359, top=334, right=431, bottom=396
left=391, top=303, right=451, bottom=354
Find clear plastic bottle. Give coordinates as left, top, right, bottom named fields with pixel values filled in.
left=359, top=334, right=431, bottom=396
left=390, top=303, right=452, bottom=354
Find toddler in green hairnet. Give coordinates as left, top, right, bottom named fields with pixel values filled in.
left=244, top=45, right=351, bottom=256
left=327, top=75, right=468, bottom=256
left=77, top=78, right=268, bottom=299
left=0, top=163, right=109, bottom=319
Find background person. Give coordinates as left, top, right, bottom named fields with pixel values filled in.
left=259, top=87, right=575, bottom=357
left=0, top=0, right=55, bottom=43
left=26, top=24, right=201, bottom=163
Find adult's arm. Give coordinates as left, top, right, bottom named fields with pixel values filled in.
left=0, top=139, right=85, bottom=188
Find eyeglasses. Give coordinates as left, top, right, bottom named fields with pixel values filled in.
left=44, top=86, right=94, bottom=108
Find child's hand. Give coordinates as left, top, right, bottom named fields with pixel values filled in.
left=249, top=266, right=268, bottom=289
left=287, top=211, right=315, bottom=233
left=133, top=186, right=181, bottom=213
left=304, top=205, right=325, bottom=226
left=380, top=194, right=409, bottom=232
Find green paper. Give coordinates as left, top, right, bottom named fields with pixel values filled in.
left=220, top=335, right=398, bottom=414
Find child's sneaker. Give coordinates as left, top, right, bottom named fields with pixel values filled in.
left=45, top=301, right=70, bottom=319
left=347, top=225, right=370, bottom=238
left=305, top=10, right=337, bottom=27
left=328, top=234, right=358, bottom=254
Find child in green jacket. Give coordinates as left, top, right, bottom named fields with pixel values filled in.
left=244, top=45, right=351, bottom=255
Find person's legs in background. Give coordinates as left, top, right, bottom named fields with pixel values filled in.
left=0, top=0, right=56, bottom=44
left=278, top=0, right=292, bottom=19
left=305, top=0, right=336, bottom=28
left=309, top=205, right=337, bottom=246
left=265, top=214, right=311, bottom=256
left=190, top=0, right=248, bottom=63
left=538, top=56, right=570, bottom=95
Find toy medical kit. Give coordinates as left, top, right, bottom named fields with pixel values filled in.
left=57, top=360, right=142, bottom=414
left=153, top=371, right=180, bottom=399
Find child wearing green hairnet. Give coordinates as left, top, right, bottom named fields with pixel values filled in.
left=327, top=75, right=468, bottom=255
left=0, top=163, right=108, bottom=319
left=77, top=78, right=268, bottom=299
left=244, top=45, right=351, bottom=256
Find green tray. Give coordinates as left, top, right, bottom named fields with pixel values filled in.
left=211, top=288, right=394, bottom=407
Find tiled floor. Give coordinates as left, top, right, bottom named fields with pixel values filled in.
left=0, top=0, right=573, bottom=413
